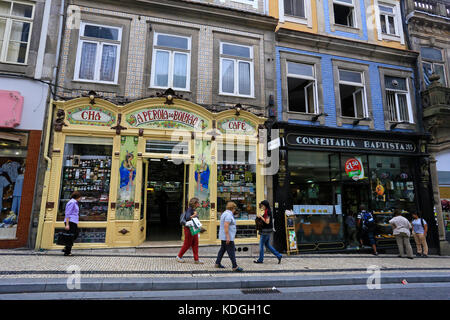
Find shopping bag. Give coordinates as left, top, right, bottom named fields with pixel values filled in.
left=191, top=217, right=202, bottom=228
left=56, top=232, right=74, bottom=246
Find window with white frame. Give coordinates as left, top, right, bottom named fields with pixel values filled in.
left=379, top=4, right=397, bottom=36
left=384, top=76, right=413, bottom=123
left=150, top=33, right=191, bottom=91
left=338, top=69, right=368, bottom=118
left=421, top=47, right=447, bottom=87
left=220, top=42, right=254, bottom=97
left=231, top=0, right=258, bottom=9
left=286, top=61, right=317, bottom=114
left=74, top=22, right=122, bottom=83
left=284, top=0, right=306, bottom=18
left=333, top=0, right=356, bottom=28
left=0, top=0, right=34, bottom=64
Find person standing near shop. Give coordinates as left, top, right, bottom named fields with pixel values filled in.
left=389, top=208, right=414, bottom=259
left=411, top=212, right=428, bottom=257
left=345, top=211, right=358, bottom=248
left=357, top=205, right=378, bottom=255
left=63, top=191, right=82, bottom=256
left=215, top=201, right=243, bottom=272
left=254, top=200, right=282, bottom=264
left=176, top=197, right=203, bottom=264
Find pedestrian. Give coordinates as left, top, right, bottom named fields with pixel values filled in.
left=357, top=204, right=378, bottom=255
left=63, top=191, right=81, bottom=256
left=215, top=201, right=243, bottom=272
left=411, top=212, right=429, bottom=257
left=254, top=200, right=282, bottom=264
left=389, top=208, right=414, bottom=259
left=176, top=197, right=203, bottom=264
left=345, top=211, right=358, bottom=248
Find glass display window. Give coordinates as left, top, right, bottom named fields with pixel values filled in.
left=58, top=136, right=113, bottom=222
left=288, top=151, right=344, bottom=245
left=217, top=143, right=257, bottom=220
left=0, top=131, right=28, bottom=239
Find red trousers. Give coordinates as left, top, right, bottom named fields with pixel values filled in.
left=177, top=227, right=199, bottom=261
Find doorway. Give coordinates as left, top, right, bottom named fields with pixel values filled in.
left=342, top=182, right=370, bottom=217
left=144, top=159, right=189, bottom=241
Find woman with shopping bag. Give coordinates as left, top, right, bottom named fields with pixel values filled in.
left=176, top=197, right=204, bottom=264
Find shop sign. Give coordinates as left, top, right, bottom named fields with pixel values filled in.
left=67, top=106, right=116, bottom=126
left=345, top=157, right=365, bottom=181
left=218, top=117, right=256, bottom=135
left=125, top=107, right=208, bottom=131
left=0, top=90, right=24, bottom=128
left=286, top=134, right=417, bottom=153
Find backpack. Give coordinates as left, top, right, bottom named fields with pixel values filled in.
left=180, top=210, right=187, bottom=226
left=362, top=212, right=375, bottom=231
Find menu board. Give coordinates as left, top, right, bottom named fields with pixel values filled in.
left=293, top=205, right=342, bottom=215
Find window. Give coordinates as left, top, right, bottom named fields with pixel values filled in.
left=333, top=0, right=356, bottom=28
left=384, top=76, right=413, bottom=123
left=379, top=4, right=397, bottom=36
left=0, top=0, right=34, bottom=64
left=421, top=47, right=447, bottom=86
left=150, top=33, right=191, bottom=91
left=286, top=62, right=318, bottom=114
left=338, top=69, right=367, bottom=118
left=74, top=22, right=122, bottom=83
left=284, top=0, right=306, bottom=18
left=220, top=42, right=254, bottom=97
left=231, top=0, right=257, bottom=9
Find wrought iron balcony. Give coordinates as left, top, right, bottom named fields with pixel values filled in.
left=412, top=0, right=450, bottom=17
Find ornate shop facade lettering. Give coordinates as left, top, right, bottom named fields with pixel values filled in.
left=286, top=134, right=417, bottom=153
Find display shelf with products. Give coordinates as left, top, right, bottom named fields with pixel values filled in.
left=58, top=155, right=112, bottom=222
left=217, top=164, right=256, bottom=220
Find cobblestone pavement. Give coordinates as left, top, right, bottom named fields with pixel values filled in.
left=1, top=248, right=449, bottom=279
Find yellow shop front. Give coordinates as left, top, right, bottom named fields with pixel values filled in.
left=37, top=96, right=266, bottom=249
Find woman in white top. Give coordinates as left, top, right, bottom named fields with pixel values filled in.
left=411, top=212, right=428, bottom=257
left=389, top=208, right=413, bottom=259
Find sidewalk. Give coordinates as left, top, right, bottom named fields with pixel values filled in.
left=1, top=247, right=449, bottom=278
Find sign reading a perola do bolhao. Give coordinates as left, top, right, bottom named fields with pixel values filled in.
left=67, top=106, right=116, bottom=126
left=125, top=107, right=208, bottom=131
left=286, top=134, right=417, bottom=153
left=218, top=117, right=256, bottom=135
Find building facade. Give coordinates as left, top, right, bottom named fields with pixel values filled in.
left=35, top=0, right=278, bottom=249
left=268, top=0, right=439, bottom=253
left=0, top=0, right=61, bottom=248
left=405, top=0, right=450, bottom=254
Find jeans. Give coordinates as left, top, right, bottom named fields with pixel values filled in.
left=178, top=227, right=199, bottom=261
left=215, top=240, right=237, bottom=268
left=257, top=233, right=281, bottom=262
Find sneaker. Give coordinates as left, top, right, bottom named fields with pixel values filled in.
left=175, top=256, right=184, bottom=263
left=233, top=266, right=243, bottom=272
left=416, top=253, right=422, bottom=257
left=372, top=252, right=379, bottom=256
left=407, top=257, right=414, bottom=260
left=194, top=260, right=204, bottom=264
left=253, top=260, right=263, bottom=264
left=278, top=256, right=282, bottom=264
left=64, top=253, right=73, bottom=256
left=215, top=264, right=225, bottom=269
left=422, top=254, right=428, bottom=258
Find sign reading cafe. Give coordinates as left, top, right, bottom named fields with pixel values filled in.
left=286, top=134, right=417, bottom=153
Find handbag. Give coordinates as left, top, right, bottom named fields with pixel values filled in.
left=56, top=232, right=74, bottom=246
left=180, top=211, right=187, bottom=226
left=255, top=216, right=264, bottom=231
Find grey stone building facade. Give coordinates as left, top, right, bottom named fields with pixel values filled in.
left=404, top=0, right=450, bottom=254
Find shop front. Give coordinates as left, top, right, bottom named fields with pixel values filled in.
left=273, top=124, right=437, bottom=253
left=37, top=94, right=266, bottom=249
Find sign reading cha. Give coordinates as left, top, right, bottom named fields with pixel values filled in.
left=287, top=134, right=417, bottom=153
left=67, top=106, right=115, bottom=126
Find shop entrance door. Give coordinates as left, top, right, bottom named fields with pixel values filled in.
left=144, top=158, right=189, bottom=241
left=342, top=182, right=370, bottom=217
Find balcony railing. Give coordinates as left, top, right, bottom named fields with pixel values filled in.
left=414, top=0, right=450, bottom=17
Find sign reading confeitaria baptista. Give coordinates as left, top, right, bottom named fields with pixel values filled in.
left=286, top=134, right=417, bottom=153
